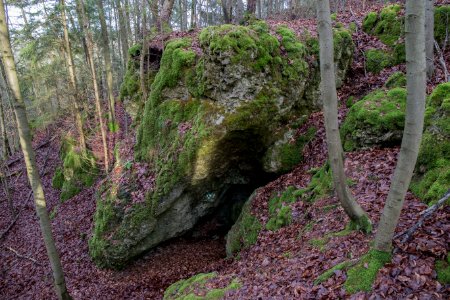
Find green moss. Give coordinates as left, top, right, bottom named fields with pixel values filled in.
left=411, top=83, right=450, bottom=205
left=365, top=49, right=394, bottom=74
left=49, top=206, right=58, bottom=220
left=298, top=163, right=334, bottom=202
left=344, top=249, right=392, bottom=294
left=341, top=88, right=407, bottom=151
left=385, top=71, right=406, bottom=88
left=278, top=127, right=316, bottom=172
left=434, top=6, right=450, bottom=46
left=164, top=273, right=241, bottom=300
left=435, top=253, right=450, bottom=284
left=52, top=136, right=98, bottom=202
left=309, top=237, right=328, bottom=252
left=128, top=43, right=142, bottom=57
left=266, top=186, right=302, bottom=231
left=314, top=261, right=353, bottom=285
left=52, top=168, right=64, bottom=189
left=362, top=12, right=378, bottom=32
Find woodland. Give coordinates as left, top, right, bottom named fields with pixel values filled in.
left=0, top=0, right=449, bottom=299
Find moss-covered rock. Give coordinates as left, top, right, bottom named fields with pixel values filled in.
left=341, top=88, right=407, bottom=151
left=385, top=71, right=406, bottom=88
left=225, top=190, right=262, bottom=257
left=411, top=83, right=450, bottom=204
left=52, top=136, right=98, bottom=202
left=435, top=6, right=450, bottom=47
left=344, top=249, right=392, bottom=294
left=90, top=22, right=355, bottom=268
left=363, top=4, right=403, bottom=46
left=365, top=48, right=394, bottom=74
left=163, top=272, right=241, bottom=300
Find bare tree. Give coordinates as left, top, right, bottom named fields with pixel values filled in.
left=0, top=1, right=71, bottom=299
left=374, top=0, right=426, bottom=252
left=316, top=0, right=372, bottom=232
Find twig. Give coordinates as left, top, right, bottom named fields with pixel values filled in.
left=5, top=246, right=42, bottom=266
left=435, top=40, right=450, bottom=82
left=395, top=189, right=450, bottom=243
left=0, top=211, right=20, bottom=240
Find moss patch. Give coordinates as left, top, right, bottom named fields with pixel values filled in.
left=341, top=88, right=407, bottom=151
left=266, top=186, right=301, bottom=231
left=52, top=136, right=98, bottom=202
left=363, top=4, right=403, bottom=47
left=435, top=6, right=450, bottom=47
left=344, top=249, right=392, bottom=294
left=385, top=71, right=406, bottom=88
left=314, top=260, right=353, bottom=285
left=164, top=272, right=241, bottom=300
left=435, top=253, right=450, bottom=285
left=411, top=83, right=450, bottom=204
left=365, top=49, right=394, bottom=74
left=226, top=193, right=262, bottom=256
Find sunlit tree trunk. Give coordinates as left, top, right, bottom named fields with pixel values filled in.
left=425, top=0, right=435, bottom=79
left=75, top=0, right=110, bottom=172
left=316, top=0, right=371, bottom=232
left=97, top=0, right=116, bottom=127
left=60, top=0, right=87, bottom=153
left=0, top=92, right=11, bottom=159
left=116, top=0, right=129, bottom=69
left=374, top=0, right=426, bottom=252
left=0, top=2, right=71, bottom=299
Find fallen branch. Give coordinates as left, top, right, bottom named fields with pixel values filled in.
left=5, top=246, right=42, bottom=266
left=0, top=211, right=20, bottom=240
left=5, top=135, right=57, bottom=167
left=395, top=189, right=450, bottom=243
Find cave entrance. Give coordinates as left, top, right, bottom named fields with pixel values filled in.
left=190, top=129, right=278, bottom=239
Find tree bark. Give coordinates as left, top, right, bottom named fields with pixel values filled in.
left=140, top=0, right=149, bottom=101
left=115, top=0, right=129, bottom=71
left=316, top=0, right=371, bottom=232
left=0, top=91, right=11, bottom=159
left=75, top=0, right=110, bottom=172
left=425, top=0, right=435, bottom=79
left=160, top=0, right=176, bottom=31
left=247, top=0, right=257, bottom=15
left=60, top=0, right=87, bottom=153
left=97, top=0, right=116, bottom=127
left=191, top=0, right=198, bottom=27
left=221, top=0, right=231, bottom=23
left=374, top=0, right=426, bottom=252
left=0, top=1, right=71, bottom=299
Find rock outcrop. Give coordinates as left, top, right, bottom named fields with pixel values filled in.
left=89, top=21, right=354, bottom=268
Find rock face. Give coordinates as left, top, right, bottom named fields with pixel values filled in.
left=90, top=21, right=354, bottom=269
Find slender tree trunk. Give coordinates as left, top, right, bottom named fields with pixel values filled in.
left=116, top=0, right=129, bottom=69
left=76, top=0, right=110, bottom=172
left=60, top=0, right=87, bottom=153
left=160, top=0, right=175, bottom=31
left=426, top=0, right=435, bottom=79
left=191, top=0, right=197, bottom=27
left=316, top=0, right=371, bottom=232
left=97, top=0, right=116, bottom=128
left=374, top=0, right=426, bottom=252
left=221, top=0, right=231, bottom=23
left=140, top=0, right=149, bottom=101
left=0, top=2, right=71, bottom=299
left=247, top=0, right=257, bottom=15
left=0, top=92, right=11, bottom=158
left=124, top=0, right=133, bottom=45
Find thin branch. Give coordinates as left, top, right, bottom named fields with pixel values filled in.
left=395, top=189, right=450, bottom=243
left=5, top=246, right=42, bottom=266
left=0, top=211, right=20, bottom=240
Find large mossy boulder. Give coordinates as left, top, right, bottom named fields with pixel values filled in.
left=52, top=136, right=98, bottom=202
left=90, top=21, right=355, bottom=269
left=411, top=83, right=450, bottom=204
left=341, top=87, right=407, bottom=151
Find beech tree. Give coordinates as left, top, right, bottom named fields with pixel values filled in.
left=0, top=1, right=71, bottom=299
left=374, top=0, right=426, bottom=252
left=316, top=0, right=371, bottom=232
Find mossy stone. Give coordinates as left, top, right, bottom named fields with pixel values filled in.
left=365, top=49, right=394, bottom=74
left=385, top=71, right=406, bottom=88
left=435, top=253, right=450, bottom=284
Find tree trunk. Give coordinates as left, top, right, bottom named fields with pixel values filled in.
left=140, top=0, right=149, bottom=100
left=426, top=0, right=435, bottom=79
left=160, top=0, right=176, bottom=31
left=0, top=92, right=11, bottom=159
left=374, top=0, right=426, bottom=252
left=116, top=0, right=129, bottom=70
left=60, top=0, right=87, bottom=153
left=124, top=0, right=133, bottom=45
left=316, top=0, right=371, bottom=232
left=0, top=1, right=71, bottom=299
left=247, top=0, right=257, bottom=15
left=97, top=0, right=116, bottom=128
left=191, top=0, right=197, bottom=27
left=221, top=0, right=231, bottom=23
left=75, top=0, right=110, bottom=172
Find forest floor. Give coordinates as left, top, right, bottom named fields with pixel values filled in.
left=1, top=1, right=450, bottom=299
